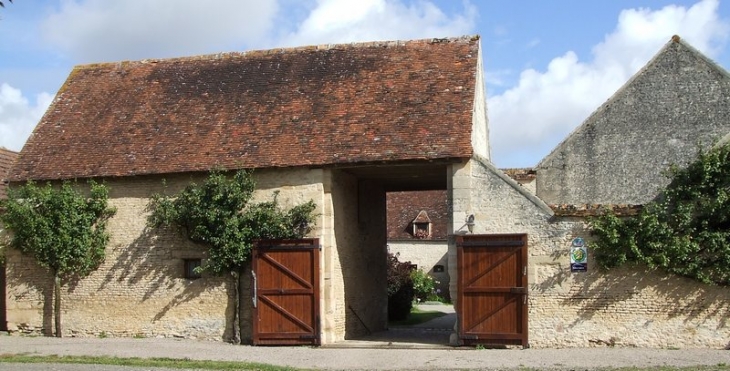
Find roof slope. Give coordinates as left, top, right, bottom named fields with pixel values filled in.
left=10, top=36, right=480, bottom=181
left=536, top=36, right=730, bottom=205
left=0, top=148, right=18, bottom=199
left=386, top=190, right=448, bottom=240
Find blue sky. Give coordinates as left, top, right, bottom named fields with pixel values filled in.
left=1, top=0, right=728, bottom=168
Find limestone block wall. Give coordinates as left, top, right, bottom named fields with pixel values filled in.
left=320, top=169, right=354, bottom=343
left=321, top=171, right=387, bottom=342
left=387, top=240, right=449, bottom=300
left=5, top=168, right=327, bottom=341
left=530, top=223, right=730, bottom=348
left=450, top=156, right=730, bottom=348
left=347, top=179, right=387, bottom=337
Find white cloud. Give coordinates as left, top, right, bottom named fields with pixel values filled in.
left=0, top=84, right=53, bottom=151
left=5, top=0, right=474, bottom=152
left=41, top=0, right=280, bottom=62
left=280, top=0, right=477, bottom=47
left=488, top=0, right=730, bottom=168
left=526, top=38, right=540, bottom=49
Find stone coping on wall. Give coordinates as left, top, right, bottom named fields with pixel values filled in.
left=501, top=168, right=536, bottom=182
left=549, top=204, right=643, bottom=217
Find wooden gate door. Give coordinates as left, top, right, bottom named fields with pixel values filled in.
left=457, top=234, right=528, bottom=347
left=0, top=263, right=6, bottom=331
left=252, top=239, right=320, bottom=346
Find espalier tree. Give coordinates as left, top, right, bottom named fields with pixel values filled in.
left=590, top=143, right=730, bottom=285
left=0, top=180, right=116, bottom=337
left=146, top=169, right=316, bottom=343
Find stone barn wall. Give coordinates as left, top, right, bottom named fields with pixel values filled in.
left=5, top=168, right=328, bottom=341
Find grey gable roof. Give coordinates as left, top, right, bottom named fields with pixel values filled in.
left=535, top=35, right=730, bottom=205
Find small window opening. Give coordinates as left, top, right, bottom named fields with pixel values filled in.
left=411, top=210, right=432, bottom=239
left=184, top=259, right=202, bottom=279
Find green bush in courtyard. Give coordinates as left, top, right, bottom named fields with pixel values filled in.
left=410, top=268, right=441, bottom=302
left=387, top=252, right=414, bottom=321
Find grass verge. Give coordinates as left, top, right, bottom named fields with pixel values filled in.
left=0, top=354, right=307, bottom=370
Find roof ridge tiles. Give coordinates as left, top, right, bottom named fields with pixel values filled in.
left=11, top=35, right=482, bottom=181
left=72, top=35, right=481, bottom=70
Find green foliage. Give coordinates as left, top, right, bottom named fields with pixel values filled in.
left=147, top=169, right=316, bottom=275
left=590, top=144, right=730, bottom=285
left=410, top=268, right=440, bottom=302
left=0, top=180, right=116, bottom=278
left=386, top=252, right=414, bottom=321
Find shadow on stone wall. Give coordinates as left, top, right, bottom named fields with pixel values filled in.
left=533, top=245, right=729, bottom=332
left=5, top=254, right=54, bottom=335
left=100, top=226, right=234, bottom=340
left=565, top=266, right=729, bottom=328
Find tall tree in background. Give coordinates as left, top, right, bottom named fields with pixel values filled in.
left=0, top=1, right=13, bottom=9
left=0, top=180, right=116, bottom=337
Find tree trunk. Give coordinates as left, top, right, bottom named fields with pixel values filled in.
left=53, top=272, right=62, bottom=338
left=231, top=270, right=240, bottom=344
left=238, top=265, right=247, bottom=344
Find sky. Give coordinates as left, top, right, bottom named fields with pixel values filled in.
left=0, top=0, right=728, bottom=168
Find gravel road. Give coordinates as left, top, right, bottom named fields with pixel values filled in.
left=1, top=335, right=729, bottom=370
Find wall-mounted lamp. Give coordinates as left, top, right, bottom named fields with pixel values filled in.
left=454, top=213, right=477, bottom=234
left=465, top=214, right=475, bottom=233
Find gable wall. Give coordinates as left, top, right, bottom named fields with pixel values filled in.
left=536, top=41, right=730, bottom=205
left=471, top=42, right=490, bottom=160
left=450, top=157, right=729, bottom=348
left=4, top=168, right=329, bottom=341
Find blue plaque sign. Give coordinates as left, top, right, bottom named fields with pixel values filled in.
left=570, top=237, right=587, bottom=272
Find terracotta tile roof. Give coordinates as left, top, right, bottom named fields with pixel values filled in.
left=10, top=36, right=481, bottom=181
left=550, top=204, right=642, bottom=217
left=0, top=148, right=18, bottom=199
left=387, top=190, right=448, bottom=240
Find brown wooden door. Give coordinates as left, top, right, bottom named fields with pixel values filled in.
left=0, top=263, right=6, bottom=331
left=457, top=234, right=528, bottom=347
left=252, top=238, right=320, bottom=346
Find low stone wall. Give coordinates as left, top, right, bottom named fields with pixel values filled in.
left=531, top=255, right=730, bottom=348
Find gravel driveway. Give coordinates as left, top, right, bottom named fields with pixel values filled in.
left=1, top=335, right=729, bottom=370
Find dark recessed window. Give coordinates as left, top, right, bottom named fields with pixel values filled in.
left=184, top=259, right=202, bottom=279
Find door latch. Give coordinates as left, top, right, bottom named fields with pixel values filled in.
left=251, top=270, right=257, bottom=308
